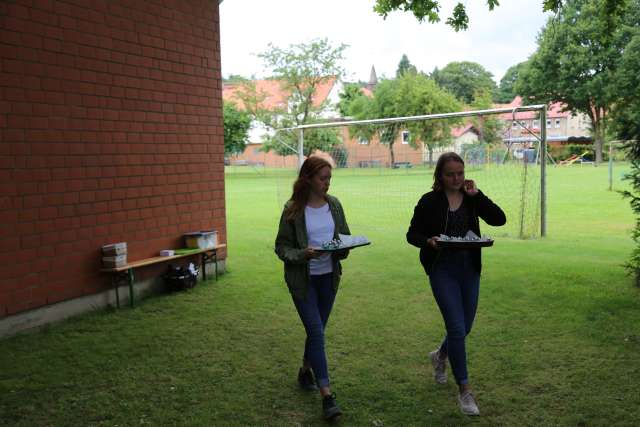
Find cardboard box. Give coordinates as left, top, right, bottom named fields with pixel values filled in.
left=102, top=254, right=127, bottom=268
left=102, top=242, right=127, bottom=256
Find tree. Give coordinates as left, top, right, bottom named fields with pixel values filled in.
left=347, top=73, right=462, bottom=166
left=223, top=74, right=250, bottom=83
left=470, top=89, right=504, bottom=144
left=229, top=79, right=272, bottom=125
left=516, top=0, right=638, bottom=163
left=223, top=102, right=251, bottom=156
left=432, top=61, right=497, bottom=104
left=612, top=33, right=640, bottom=286
left=373, top=0, right=625, bottom=31
left=612, top=34, right=640, bottom=143
left=396, top=54, right=417, bottom=77
left=496, top=62, right=527, bottom=103
left=253, top=38, right=348, bottom=157
left=338, top=83, right=366, bottom=117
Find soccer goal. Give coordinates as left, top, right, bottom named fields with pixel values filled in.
left=270, top=105, right=548, bottom=239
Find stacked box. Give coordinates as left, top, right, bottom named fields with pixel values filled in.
left=102, top=242, right=127, bottom=268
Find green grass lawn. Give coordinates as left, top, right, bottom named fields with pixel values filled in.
left=2, top=163, right=639, bottom=426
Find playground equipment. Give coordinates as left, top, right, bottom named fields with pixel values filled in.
left=558, top=151, right=590, bottom=165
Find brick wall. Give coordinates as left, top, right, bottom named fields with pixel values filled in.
left=0, top=0, right=226, bottom=317
left=340, top=128, right=424, bottom=167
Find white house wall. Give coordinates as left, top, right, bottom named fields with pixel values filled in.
left=319, top=80, right=343, bottom=119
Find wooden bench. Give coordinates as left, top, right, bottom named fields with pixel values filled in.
left=392, top=161, right=413, bottom=169
left=100, top=244, right=226, bottom=308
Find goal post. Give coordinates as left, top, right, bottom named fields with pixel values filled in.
left=278, top=105, right=548, bottom=239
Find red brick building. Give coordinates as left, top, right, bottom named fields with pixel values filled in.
left=0, top=0, right=226, bottom=335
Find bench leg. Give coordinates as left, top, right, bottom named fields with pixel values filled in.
left=112, top=270, right=133, bottom=308
left=201, top=250, right=218, bottom=282
left=128, top=268, right=134, bottom=308
left=201, top=252, right=207, bottom=282
left=112, top=275, right=120, bottom=309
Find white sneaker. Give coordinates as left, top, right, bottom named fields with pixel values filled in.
left=458, top=391, right=480, bottom=416
left=429, top=350, right=447, bottom=384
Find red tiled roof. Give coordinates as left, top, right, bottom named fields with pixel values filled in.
left=360, top=86, right=373, bottom=97
left=222, top=77, right=337, bottom=111
left=451, top=123, right=479, bottom=138
left=495, top=96, right=571, bottom=120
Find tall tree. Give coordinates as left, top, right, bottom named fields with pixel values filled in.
left=337, top=83, right=366, bottom=117
left=230, top=79, right=272, bottom=126
left=373, top=0, right=625, bottom=31
left=612, top=32, right=640, bottom=143
left=613, top=33, right=640, bottom=286
left=396, top=54, right=418, bottom=77
left=516, top=0, right=638, bottom=163
left=496, top=62, right=527, bottom=103
left=223, top=102, right=252, bottom=156
left=432, top=61, right=497, bottom=104
left=252, top=38, right=348, bottom=157
left=347, top=73, right=462, bottom=166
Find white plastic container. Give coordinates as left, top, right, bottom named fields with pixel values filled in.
left=184, top=230, right=217, bottom=250
left=160, top=249, right=175, bottom=257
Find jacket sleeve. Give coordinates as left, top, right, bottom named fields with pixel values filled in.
left=274, top=208, right=307, bottom=265
left=407, top=197, right=431, bottom=248
left=474, top=190, right=507, bottom=226
left=335, top=198, right=351, bottom=261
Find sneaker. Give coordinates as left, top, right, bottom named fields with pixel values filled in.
left=458, top=391, right=480, bottom=416
left=298, top=368, right=318, bottom=391
left=322, top=393, right=342, bottom=420
left=429, top=350, right=447, bottom=384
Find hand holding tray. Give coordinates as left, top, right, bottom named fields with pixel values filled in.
left=313, top=234, right=371, bottom=252
left=436, top=231, right=494, bottom=249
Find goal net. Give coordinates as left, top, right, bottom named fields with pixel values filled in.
left=228, top=107, right=545, bottom=239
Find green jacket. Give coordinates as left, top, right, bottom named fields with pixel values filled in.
left=275, top=195, right=351, bottom=300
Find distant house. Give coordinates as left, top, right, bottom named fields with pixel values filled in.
left=450, top=124, right=481, bottom=151
left=338, top=127, right=425, bottom=168
left=496, top=96, right=591, bottom=147
left=222, top=77, right=343, bottom=167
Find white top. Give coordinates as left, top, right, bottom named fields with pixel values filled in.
left=305, top=203, right=334, bottom=275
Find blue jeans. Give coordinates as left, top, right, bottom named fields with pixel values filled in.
left=292, top=272, right=336, bottom=388
left=428, top=251, right=480, bottom=385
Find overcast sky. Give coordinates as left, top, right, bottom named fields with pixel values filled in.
left=219, top=0, right=552, bottom=84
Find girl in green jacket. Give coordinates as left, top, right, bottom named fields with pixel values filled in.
left=275, top=156, right=350, bottom=421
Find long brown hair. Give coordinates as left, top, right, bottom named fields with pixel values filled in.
left=432, top=152, right=464, bottom=191
left=285, top=156, right=332, bottom=221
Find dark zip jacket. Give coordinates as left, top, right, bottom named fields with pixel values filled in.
left=406, top=189, right=506, bottom=275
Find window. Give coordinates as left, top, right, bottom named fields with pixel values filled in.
left=253, top=148, right=260, bottom=155
left=555, top=119, right=561, bottom=128
left=533, top=120, right=540, bottom=129
left=358, top=137, right=369, bottom=145
left=402, top=131, right=410, bottom=144
left=546, top=119, right=552, bottom=128
left=512, top=121, right=518, bottom=129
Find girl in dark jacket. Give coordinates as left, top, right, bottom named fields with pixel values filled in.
left=407, top=152, right=506, bottom=416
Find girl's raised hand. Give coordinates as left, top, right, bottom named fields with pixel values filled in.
left=464, top=179, right=478, bottom=196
